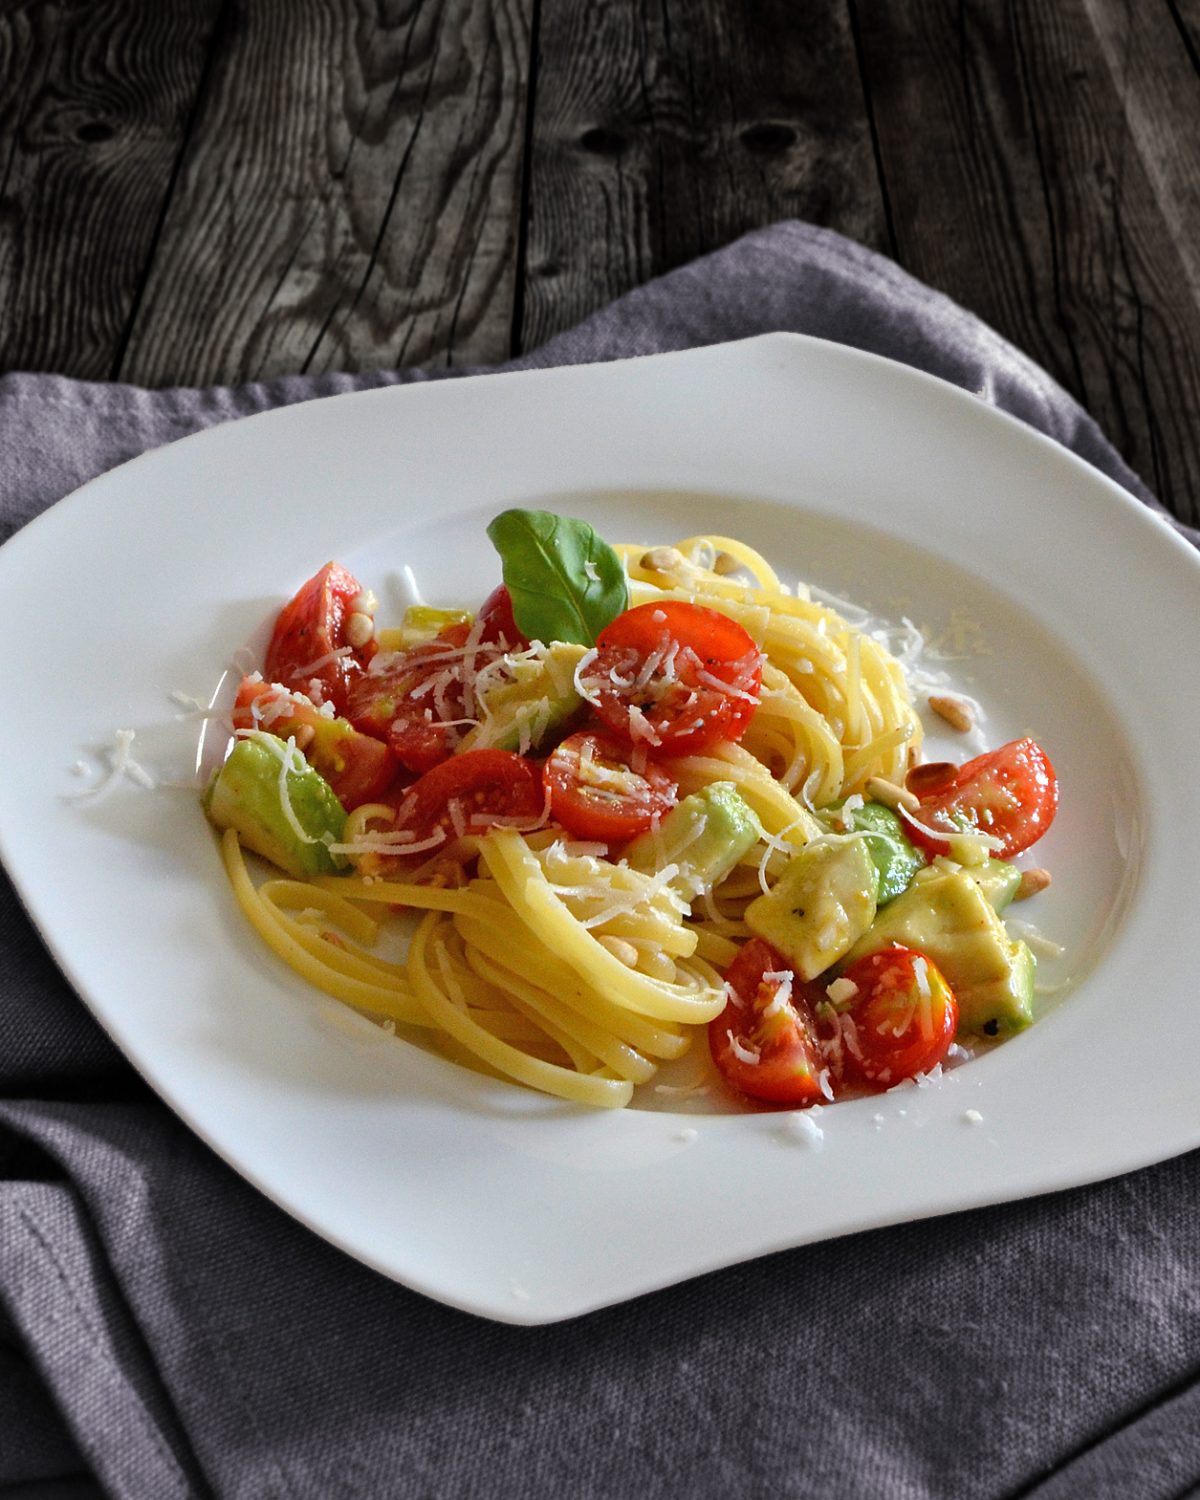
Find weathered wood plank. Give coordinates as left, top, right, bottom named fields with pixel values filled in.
left=115, top=0, right=532, bottom=386
left=0, top=0, right=221, bottom=380
left=855, top=0, right=1200, bottom=527
left=518, top=0, right=885, bottom=355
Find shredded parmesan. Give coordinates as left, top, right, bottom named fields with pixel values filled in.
left=728, top=1030, right=761, bottom=1066
left=295, top=645, right=354, bottom=677
left=781, top=1111, right=824, bottom=1147
left=899, top=805, right=1004, bottom=854
left=825, top=977, right=859, bottom=1006
left=1004, top=917, right=1065, bottom=959
left=63, top=729, right=156, bottom=801
left=760, top=971, right=794, bottom=1017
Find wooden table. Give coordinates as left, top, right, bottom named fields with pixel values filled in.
left=1, top=0, right=1197, bottom=529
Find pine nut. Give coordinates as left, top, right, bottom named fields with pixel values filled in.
left=640, top=546, right=685, bottom=573
left=905, top=761, right=958, bottom=797
left=929, top=694, right=974, bottom=733
left=866, top=775, right=920, bottom=813
left=712, top=550, right=741, bottom=575
left=1015, top=867, right=1052, bottom=900
left=345, top=611, right=375, bottom=648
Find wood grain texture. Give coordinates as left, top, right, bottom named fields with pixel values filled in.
left=517, top=0, right=886, bottom=354
left=115, top=0, right=532, bottom=385
left=854, top=0, right=1200, bottom=526
left=0, top=0, right=221, bottom=379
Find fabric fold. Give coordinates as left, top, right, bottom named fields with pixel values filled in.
left=1, top=220, right=1197, bottom=1499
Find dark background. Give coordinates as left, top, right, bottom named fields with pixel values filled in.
left=2, top=0, right=1198, bottom=529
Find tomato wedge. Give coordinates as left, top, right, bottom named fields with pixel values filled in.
left=345, top=622, right=474, bottom=775
left=583, top=601, right=763, bottom=755
left=232, top=677, right=395, bottom=810
left=391, top=749, right=544, bottom=845
left=833, top=947, right=958, bottom=1089
left=476, top=585, right=529, bottom=650
left=905, top=737, right=1058, bottom=858
left=709, top=939, right=828, bottom=1107
left=264, top=562, right=376, bottom=714
left=543, top=731, right=676, bottom=843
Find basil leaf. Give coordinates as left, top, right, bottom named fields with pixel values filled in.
left=486, top=509, right=629, bottom=646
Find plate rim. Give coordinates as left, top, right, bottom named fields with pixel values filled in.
left=2, top=331, right=1198, bottom=1324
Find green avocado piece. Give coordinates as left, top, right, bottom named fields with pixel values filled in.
left=820, top=798, right=923, bottom=904
left=395, top=604, right=471, bottom=647
left=967, top=857, right=1021, bottom=913
left=460, top=642, right=586, bottom=754
left=745, top=836, right=879, bottom=980
left=624, top=783, right=762, bottom=901
left=203, top=736, right=349, bottom=878
left=958, top=939, right=1035, bottom=1038
left=843, top=864, right=1034, bottom=1035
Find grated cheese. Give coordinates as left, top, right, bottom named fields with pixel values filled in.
left=64, top=729, right=156, bottom=801
left=1004, top=917, right=1065, bottom=959
left=573, top=647, right=602, bottom=707
left=899, top=805, right=1004, bottom=854
left=781, top=1111, right=824, bottom=1147
left=728, top=1030, right=761, bottom=1066
left=295, top=645, right=354, bottom=677
left=760, top=970, right=794, bottom=1017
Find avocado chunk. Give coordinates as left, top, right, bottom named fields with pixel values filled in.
left=820, top=798, right=923, bottom=904
left=842, top=864, right=1034, bottom=1035
left=745, top=836, right=879, bottom=980
left=967, top=857, right=1021, bottom=914
left=959, top=939, right=1035, bottom=1038
left=624, top=783, right=762, bottom=901
left=395, top=605, right=471, bottom=648
left=460, top=642, right=586, bottom=754
left=204, top=736, right=349, bottom=878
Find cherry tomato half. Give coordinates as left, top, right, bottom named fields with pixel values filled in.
left=584, top=601, right=763, bottom=755
left=905, top=737, right=1059, bottom=859
left=345, top=622, right=474, bottom=775
left=708, top=938, right=828, bottom=1107
left=392, top=749, right=544, bottom=845
left=543, top=731, right=677, bottom=843
left=476, top=585, right=530, bottom=650
left=233, top=677, right=395, bottom=811
left=834, top=947, right=958, bottom=1089
left=264, top=562, right=376, bottom=714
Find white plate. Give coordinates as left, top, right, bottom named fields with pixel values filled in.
left=1, top=335, right=1197, bottom=1325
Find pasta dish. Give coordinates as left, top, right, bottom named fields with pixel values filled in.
left=205, top=510, right=1058, bottom=1110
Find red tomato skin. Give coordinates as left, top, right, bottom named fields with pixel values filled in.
left=476, top=585, right=529, bottom=650
left=835, top=947, right=958, bottom=1089
left=232, top=677, right=396, bottom=810
left=709, top=939, right=829, bottom=1107
left=345, top=623, right=472, bottom=775
left=588, top=601, right=763, bottom=755
left=392, top=749, right=544, bottom=842
left=906, top=738, right=1058, bottom=859
left=264, top=563, right=375, bottom=714
left=543, top=731, right=677, bottom=843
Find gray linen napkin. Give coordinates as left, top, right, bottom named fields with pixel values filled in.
left=2, top=222, right=1198, bottom=1500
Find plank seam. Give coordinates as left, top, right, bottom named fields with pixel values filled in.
left=508, top=0, right=542, bottom=359
left=1165, top=0, right=1200, bottom=80
left=107, top=1, right=232, bottom=384
left=845, top=0, right=899, bottom=261
left=299, top=2, right=451, bottom=375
